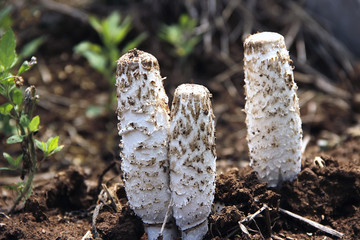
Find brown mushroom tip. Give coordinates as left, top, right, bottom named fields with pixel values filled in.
left=244, top=32, right=286, bottom=54
left=117, top=48, right=160, bottom=74
left=174, top=84, right=212, bottom=102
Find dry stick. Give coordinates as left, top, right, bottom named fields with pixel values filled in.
left=284, top=20, right=301, bottom=49
left=240, top=204, right=269, bottom=224
left=39, top=0, right=88, bottom=23
left=91, top=202, right=103, bottom=239
left=296, top=33, right=307, bottom=64
left=264, top=206, right=272, bottom=238
left=239, top=204, right=271, bottom=239
left=159, top=198, right=173, bottom=239
left=288, top=2, right=355, bottom=75
left=81, top=230, right=93, bottom=240
left=0, top=212, right=10, bottom=219
left=241, top=0, right=256, bottom=41
left=294, top=59, right=350, bottom=100
left=101, top=184, right=118, bottom=212
left=96, top=161, right=117, bottom=193
left=279, top=208, right=344, bottom=239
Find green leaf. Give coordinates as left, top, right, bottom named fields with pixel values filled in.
left=12, top=89, right=23, bottom=105
left=102, top=12, right=122, bottom=46
left=74, top=42, right=107, bottom=74
left=28, top=115, right=40, bottom=132
left=19, top=36, right=46, bottom=60
left=14, top=154, right=23, bottom=167
left=0, top=103, right=13, bottom=115
left=0, top=167, right=16, bottom=171
left=89, top=15, right=103, bottom=34
left=0, top=6, right=13, bottom=31
left=17, top=56, right=37, bottom=75
left=19, top=114, right=30, bottom=127
left=113, top=15, right=132, bottom=44
left=35, top=139, right=46, bottom=152
left=85, top=105, right=105, bottom=118
left=0, top=28, right=17, bottom=70
left=18, top=60, right=31, bottom=75
left=0, top=72, right=14, bottom=85
left=4, top=182, right=24, bottom=193
left=50, top=145, right=64, bottom=155
left=46, top=136, right=59, bottom=152
left=3, top=152, right=15, bottom=165
left=7, top=135, right=23, bottom=144
left=2, top=153, right=23, bottom=169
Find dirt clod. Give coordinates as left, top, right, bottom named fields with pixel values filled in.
left=45, top=166, right=89, bottom=211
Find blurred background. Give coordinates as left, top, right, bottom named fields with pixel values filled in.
left=1, top=0, right=360, bottom=177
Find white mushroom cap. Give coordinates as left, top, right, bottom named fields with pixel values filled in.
left=243, top=32, right=302, bottom=187
left=169, top=84, right=216, bottom=239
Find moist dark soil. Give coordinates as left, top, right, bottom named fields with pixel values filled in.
left=1, top=139, right=360, bottom=240
left=1, top=0, right=360, bottom=239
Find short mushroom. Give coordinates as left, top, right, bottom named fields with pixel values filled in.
left=169, top=84, right=216, bottom=240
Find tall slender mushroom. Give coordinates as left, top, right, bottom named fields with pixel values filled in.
left=116, top=49, right=176, bottom=240
left=243, top=32, right=303, bottom=188
left=169, top=84, right=216, bottom=240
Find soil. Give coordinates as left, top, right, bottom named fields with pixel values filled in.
left=1, top=143, right=360, bottom=240
left=1, top=0, right=360, bottom=240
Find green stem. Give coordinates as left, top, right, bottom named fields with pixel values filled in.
left=8, top=134, right=36, bottom=214
left=8, top=86, right=38, bottom=214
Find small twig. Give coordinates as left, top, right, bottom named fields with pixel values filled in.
left=301, top=135, right=311, bottom=154
left=296, top=32, right=307, bottom=64
left=271, top=235, right=285, bottom=240
left=225, top=225, right=242, bottom=239
left=37, top=57, right=52, bottom=84
left=279, top=208, right=344, bottom=238
left=294, top=59, right=350, bottom=100
left=241, top=204, right=269, bottom=224
left=97, top=161, right=116, bottom=193
left=39, top=0, right=88, bottom=23
left=91, top=202, right=104, bottom=239
left=158, top=198, right=173, bottom=239
left=264, top=205, right=272, bottom=238
left=239, top=204, right=270, bottom=240
left=81, top=230, right=93, bottom=240
left=101, top=184, right=118, bottom=212
left=0, top=212, right=11, bottom=219
left=288, top=2, right=355, bottom=75
left=284, top=20, right=301, bottom=49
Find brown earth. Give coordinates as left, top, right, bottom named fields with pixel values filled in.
left=1, top=139, right=360, bottom=239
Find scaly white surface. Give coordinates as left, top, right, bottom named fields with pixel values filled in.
left=243, top=32, right=303, bottom=188
left=169, top=84, right=216, bottom=239
left=116, top=49, right=175, bottom=239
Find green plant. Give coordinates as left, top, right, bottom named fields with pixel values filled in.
left=158, top=14, right=201, bottom=58
left=0, top=28, right=63, bottom=213
left=0, top=5, right=13, bottom=35
left=0, top=5, right=46, bottom=62
left=74, top=12, right=147, bottom=85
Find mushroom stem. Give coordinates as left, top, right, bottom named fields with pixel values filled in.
left=243, top=32, right=303, bottom=188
